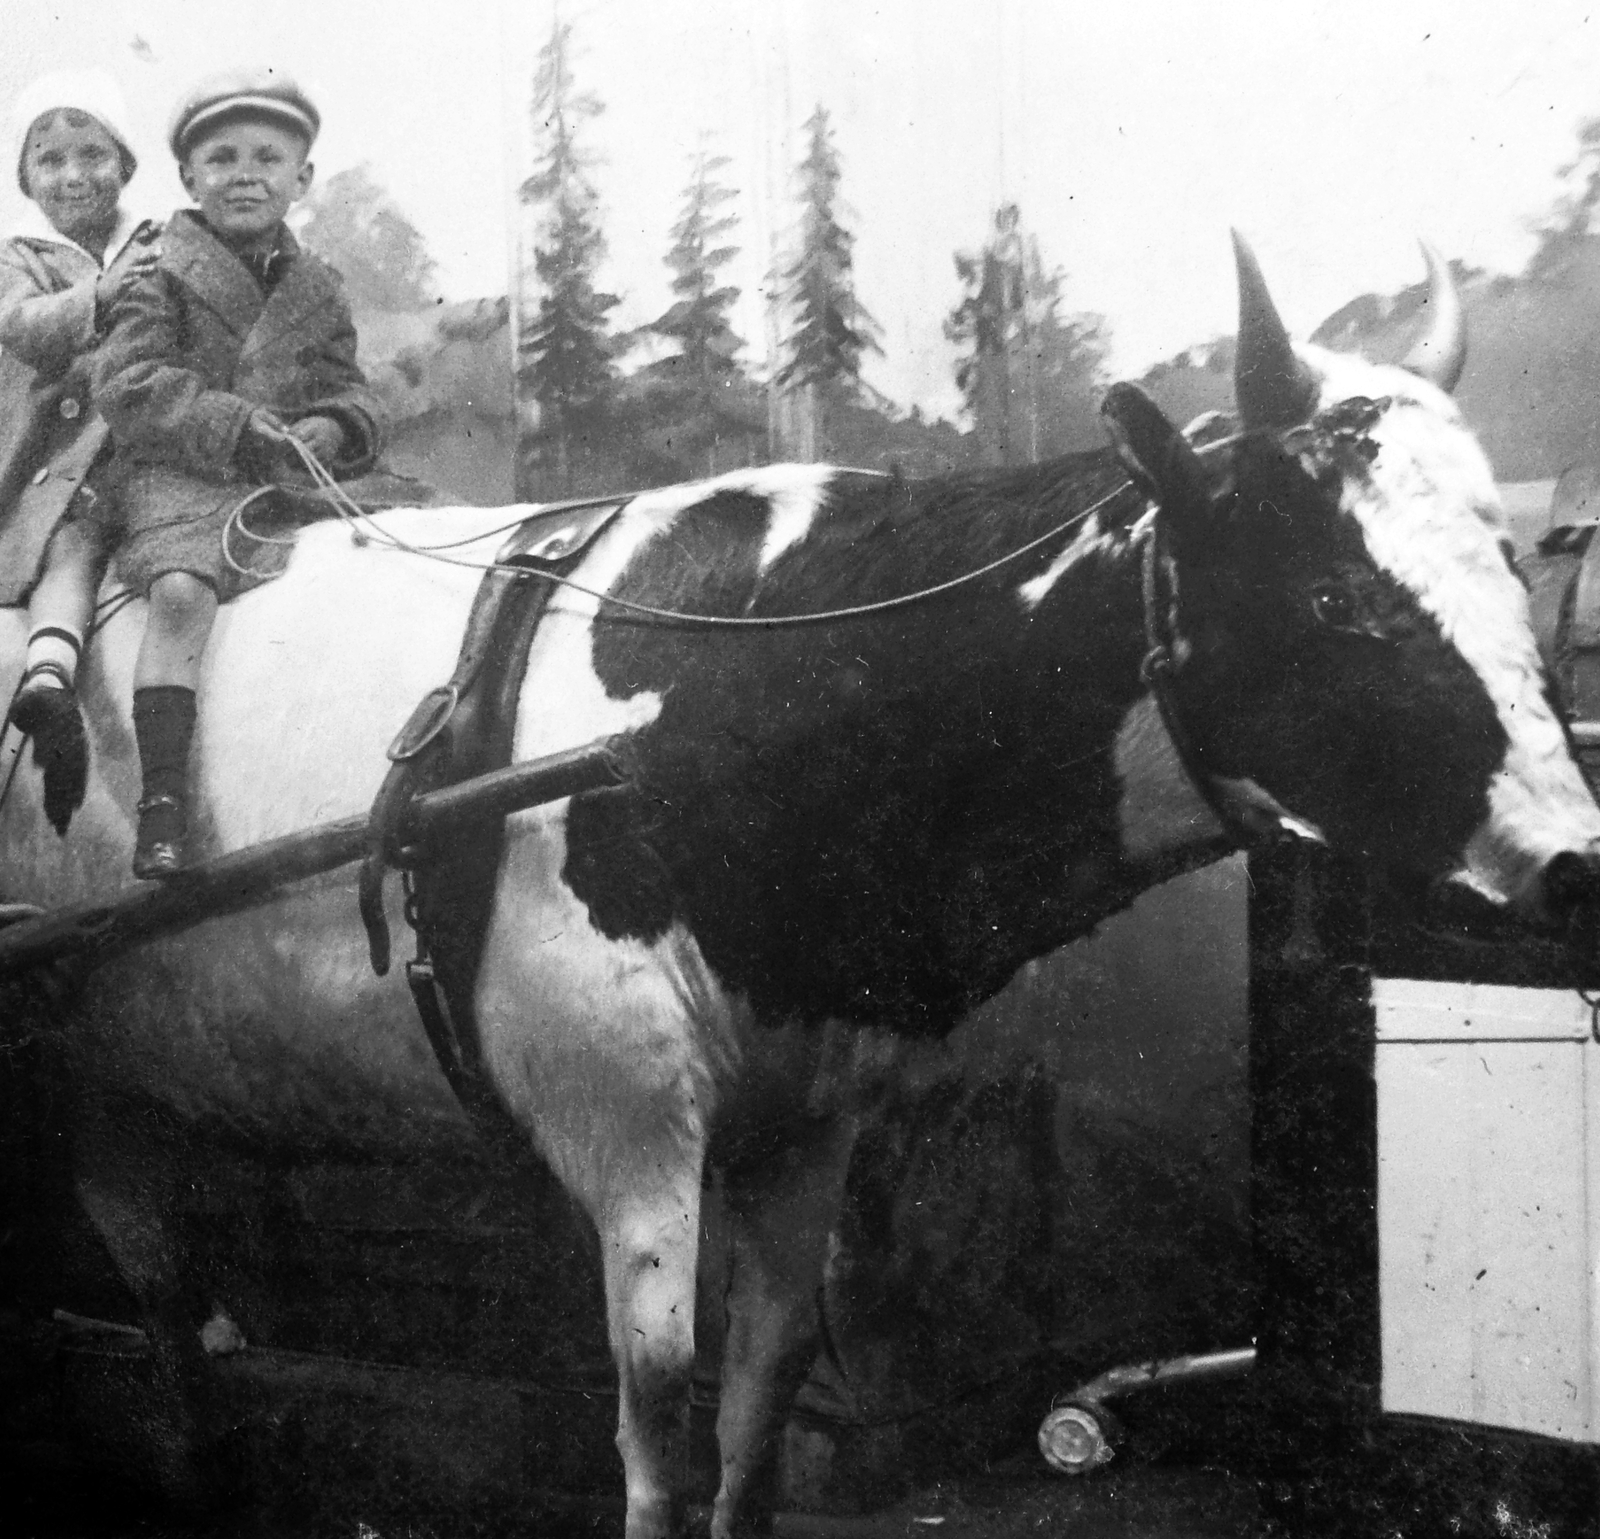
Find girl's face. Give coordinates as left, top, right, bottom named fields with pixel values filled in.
left=22, top=110, right=126, bottom=248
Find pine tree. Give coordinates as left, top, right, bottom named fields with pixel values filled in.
left=778, top=106, right=881, bottom=456
left=946, top=203, right=1026, bottom=465
left=945, top=204, right=1108, bottom=464
left=298, top=165, right=436, bottom=312
left=651, top=146, right=743, bottom=383
left=631, top=146, right=756, bottom=478
left=1531, top=116, right=1600, bottom=279
left=520, top=17, right=619, bottom=491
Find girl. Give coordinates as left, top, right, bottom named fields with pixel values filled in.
left=0, top=70, right=157, bottom=834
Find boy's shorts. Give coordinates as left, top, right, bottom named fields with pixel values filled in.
left=113, top=465, right=287, bottom=601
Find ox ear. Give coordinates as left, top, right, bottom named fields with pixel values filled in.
left=1101, top=382, right=1214, bottom=526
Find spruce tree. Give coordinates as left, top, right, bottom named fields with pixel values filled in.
left=651, top=147, right=743, bottom=383
left=946, top=204, right=1107, bottom=463
left=520, top=17, right=619, bottom=490
left=778, top=106, right=881, bottom=455
left=633, top=147, right=757, bottom=477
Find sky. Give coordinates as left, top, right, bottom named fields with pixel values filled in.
left=6, top=0, right=1600, bottom=422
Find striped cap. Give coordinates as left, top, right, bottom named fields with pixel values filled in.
left=168, top=68, right=319, bottom=159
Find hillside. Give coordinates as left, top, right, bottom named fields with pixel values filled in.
left=356, top=299, right=518, bottom=506
left=1314, top=238, right=1600, bottom=481
left=1140, top=237, right=1600, bottom=485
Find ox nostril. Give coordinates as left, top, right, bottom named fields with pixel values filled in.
left=1541, top=850, right=1600, bottom=921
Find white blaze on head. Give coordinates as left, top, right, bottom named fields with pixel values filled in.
left=1305, top=344, right=1600, bottom=907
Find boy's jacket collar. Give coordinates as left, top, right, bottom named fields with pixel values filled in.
left=160, top=210, right=343, bottom=358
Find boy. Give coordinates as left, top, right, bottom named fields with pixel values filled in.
left=95, top=69, right=382, bottom=879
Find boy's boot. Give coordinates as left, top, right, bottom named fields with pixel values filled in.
left=131, top=685, right=196, bottom=880
left=9, top=626, right=89, bottom=836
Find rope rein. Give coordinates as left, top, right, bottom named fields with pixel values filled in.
left=260, top=434, right=1135, bottom=630
left=7, top=445, right=1130, bottom=824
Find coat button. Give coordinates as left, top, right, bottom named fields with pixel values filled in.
left=59, top=397, right=81, bottom=419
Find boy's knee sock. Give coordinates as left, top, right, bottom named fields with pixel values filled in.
left=24, top=626, right=83, bottom=689
left=132, top=685, right=197, bottom=806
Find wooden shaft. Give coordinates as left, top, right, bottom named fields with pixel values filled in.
left=0, top=737, right=627, bottom=980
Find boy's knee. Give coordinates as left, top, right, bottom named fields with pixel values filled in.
left=150, top=572, right=215, bottom=626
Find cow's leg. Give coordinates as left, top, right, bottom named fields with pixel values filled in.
left=596, top=1154, right=704, bottom=1539
left=70, top=1131, right=217, bottom=1507
left=711, top=1115, right=857, bottom=1539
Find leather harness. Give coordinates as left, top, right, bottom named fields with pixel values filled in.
left=358, top=495, right=628, bottom=1157
left=1138, top=516, right=1317, bottom=848
left=1524, top=486, right=1600, bottom=794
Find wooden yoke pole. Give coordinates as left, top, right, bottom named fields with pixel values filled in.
left=0, top=737, right=628, bottom=981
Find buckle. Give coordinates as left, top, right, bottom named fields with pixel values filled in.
left=1139, top=645, right=1173, bottom=687
left=387, top=684, right=459, bottom=762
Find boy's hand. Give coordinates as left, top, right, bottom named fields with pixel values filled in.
left=289, top=415, right=346, bottom=464
left=233, top=407, right=291, bottom=478
left=242, top=407, right=290, bottom=448
left=95, top=240, right=161, bottom=313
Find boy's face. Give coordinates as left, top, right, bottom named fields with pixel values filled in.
left=23, top=111, right=127, bottom=247
left=180, top=117, right=312, bottom=245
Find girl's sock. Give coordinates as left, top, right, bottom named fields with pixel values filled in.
left=21, top=625, right=83, bottom=691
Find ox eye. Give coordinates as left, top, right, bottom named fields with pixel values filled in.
left=1311, top=582, right=1359, bottom=631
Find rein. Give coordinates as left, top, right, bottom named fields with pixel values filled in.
left=278, top=434, right=1132, bottom=630
left=285, top=432, right=1311, bottom=852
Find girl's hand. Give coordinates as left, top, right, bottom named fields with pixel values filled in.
left=95, top=239, right=161, bottom=313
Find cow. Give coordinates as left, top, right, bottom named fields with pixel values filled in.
left=3, top=235, right=1599, bottom=1539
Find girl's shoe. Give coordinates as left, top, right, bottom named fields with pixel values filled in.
left=9, top=665, right=89, bottom=837
left=133, top=793, right=186, bottom=880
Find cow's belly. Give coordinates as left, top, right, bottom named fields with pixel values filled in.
left=69, top=870, right=472, bottom=1155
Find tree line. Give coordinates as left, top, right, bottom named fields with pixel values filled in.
left=516, top=17, right=1110, bottom=498
left=292, top=17, right=1113, bottom=499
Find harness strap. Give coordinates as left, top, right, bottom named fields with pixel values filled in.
left=400, top=875, right=536, bottom=1168
left=360, top=495, right=627, bottom=1158
left=1139, top=516, right=1320, bottom=848
left=358, top=496, right=629, bottom=973
left=1567, top=516, right=1600, bottom=730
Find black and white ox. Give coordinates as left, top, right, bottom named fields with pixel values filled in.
left=4, top=238, right=1599, bottom=1537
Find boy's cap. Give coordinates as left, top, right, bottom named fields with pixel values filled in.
left=169, top=69, right=319, bottom=158
left=10, top=69, right=138, bottom=193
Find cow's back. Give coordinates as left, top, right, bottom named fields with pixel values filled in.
left=0, top=503, right=686, bottom=1156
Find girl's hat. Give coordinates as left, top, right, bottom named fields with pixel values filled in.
left=168, top=69, right=319, bottom=159
left=10, top=69, right=138, bottom=194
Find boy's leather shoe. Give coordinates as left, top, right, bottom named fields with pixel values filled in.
left=10, top=671, right=89, bottom=837
left=133, top=793, right=186, bottom=880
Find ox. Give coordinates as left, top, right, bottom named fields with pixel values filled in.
left=4, top=238, right=1600, bottom=1538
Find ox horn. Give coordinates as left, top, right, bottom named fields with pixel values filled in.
left=1232, top=231, right=1320, bottom=431
left=1401, top=241, right=1467, bottom=394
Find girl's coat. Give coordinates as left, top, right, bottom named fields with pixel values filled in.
left=0, top=204, right=145, bottom=605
